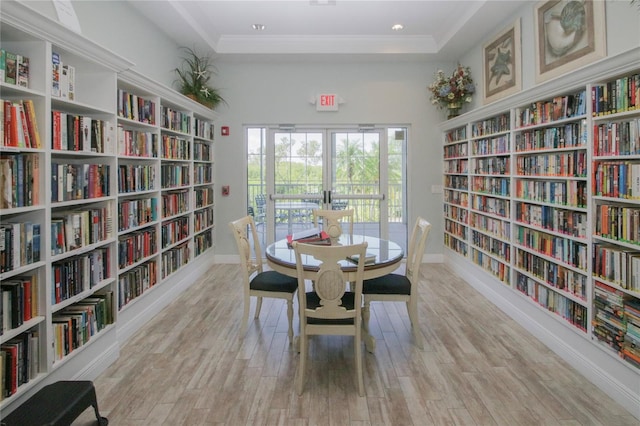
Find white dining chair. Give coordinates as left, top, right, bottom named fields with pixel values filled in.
left=292, top=240, right=368, bottom=396
left=362, top=217, right=431, bottom=349
left=229, top=215, right=298, bottom=341
left=312, top=208, right=354, bottom=240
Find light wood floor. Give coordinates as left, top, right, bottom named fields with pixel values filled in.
left=74, top=263, right=639, bottom=425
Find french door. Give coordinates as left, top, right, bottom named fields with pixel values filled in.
left=246, top=126, right=407, bottom=248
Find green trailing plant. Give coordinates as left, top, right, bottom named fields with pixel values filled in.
left=174, top=47, right=226, bottom=109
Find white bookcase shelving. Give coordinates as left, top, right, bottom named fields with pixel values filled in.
left=0, top=2, right=216, bottom=414
left=441, top=47, right=640, bottom=417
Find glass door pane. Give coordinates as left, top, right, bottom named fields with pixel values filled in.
left=271, top=129, right=324, bottom=241
left=330, top=130, right=386, bottom=238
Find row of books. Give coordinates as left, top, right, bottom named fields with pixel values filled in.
left=161, top=106, right=191, bottom=134
left=0, top=222, right=41, bottom=273
left=444, top=218, right=467, bottom=239
left=515, top=202, right=587, bottom=238
left=471, top=113, right=510, bottom=137
left=592, top=280, right=625, bottom=353
left=51, top=207, right=111, bottom=254
left=444, top=175, right=468, bottom=190
left=593, top=119, right=640, bottom=156
left=472, top=135, right=509, bottom=156
left=51, top=247, right=110, bottom=305
left=0, top=152, right=39, bottom=209
left=470, top=212, right=510, bottom=239
left=194, top=230, right=213, bottom=256
left=515, top=249, right=587, bottom=299
left=594, top=204, right=640, bottom=245
left=160, top=164, right=190, bottom=188
left=51, top=162, right=110, bottom=202
left=117, top=89, right=156, bottom=125
left=444, top=158, right=468, bottom=174
left=1, top=275, right=38, bottom=332
left=593, top=161, right=640, bottom=199
left=515, top=179, right=587, bottom=208
left=118, top=164, right=156, bottom=193
left=515, top=226, right=588, bottom=270
left=470, top=194, right=509, bottom=218
left=471, top=176, right=509, bottom=197
left=515, top=151, right=587, bottom=177
left=516, top=91, right=587, bottom=128
left=51, top=52, right=75, bottom=100
left=1, top=329, right=39, bottom=400
left=592, top=73, right=640, bottom=116
left=194, top=187, right=213, bottom=208
left=514, top=121, right=587, bottom=152
left=118, top=197, right=158, bottom=232
left=471, top=156, right=509, bottom=175
left=2, top=99, right=41, bottom=148
left=515, top=272, right=587, bottom=331
left=52, top=292, right=114, bottom=361
left=118, top=127, right=157, bottom=158
left=471, top=248, right=510, bottom=283
left=444, top=233, right=468, bottom=255
left=194, top=118, right=215, bottom=141
left=51, top=111, right=114, bottom=153
left=194, top=208, right=214, bottom=232
left=161, top=217, right=190, bottom=247
left=623, top=300, right=640, bottom=368
left=471, top=230, right=510, bottom=261
left=0, top=49, right=29, bottom=88
left=194, top=163, right=212, bottom=185
left=118, top=228, right=157, bottom=269
left=162, top=190, right=189, bottom=218
left=444, top=189, right=468, bottom=207
left=593, top=244, right=640, bottom=291
left=118, top=261, right=157, bottom=309
left=445, top=127, right=466, bottom=143
left=193, top=141, right=212, bottom=162
left=161, top=242, right=190, bottom=278
left=444, top=142, right=468, bottom=158
left=161, top=135, right=190, bottom=160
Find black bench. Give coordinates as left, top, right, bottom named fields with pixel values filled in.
left=2, top=380, right=108, bottom=425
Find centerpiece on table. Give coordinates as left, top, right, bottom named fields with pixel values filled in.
left=174, top=47, right=226, bottom=109
left=428, top=64, right=475, bottom=119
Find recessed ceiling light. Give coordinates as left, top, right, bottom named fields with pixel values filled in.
left=391, top=24, right=404, bottom=31
left=252, top=24, right=266, bottom=31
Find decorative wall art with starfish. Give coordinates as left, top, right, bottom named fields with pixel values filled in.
left=534, top=0, right=606, bottom=83
left=482, top=19, right=522, bottom=104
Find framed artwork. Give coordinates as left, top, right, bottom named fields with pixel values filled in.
left=483, top=19, right=521, bottom=105
left=534, top=0, right=606, bottom=83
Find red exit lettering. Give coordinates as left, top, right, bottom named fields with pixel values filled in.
left=320, top=95, right=335, bottom=106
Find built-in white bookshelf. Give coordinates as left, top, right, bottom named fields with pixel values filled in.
left=441, top=47, right=640, bottom=417
left=0, top=2, right=216, bottom=413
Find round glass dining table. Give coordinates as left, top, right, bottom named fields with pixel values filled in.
left=265, top=234, right=404, bottom=280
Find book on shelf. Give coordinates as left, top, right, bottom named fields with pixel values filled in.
left=17, top=54, right=29, bottom=88
left=346, top=252, right=376, bottom=264
left=4, top=51, right=16, bottom=85
left=286, top=227, right=331, bottom=247
left=51, top=52, right=61, bottom=97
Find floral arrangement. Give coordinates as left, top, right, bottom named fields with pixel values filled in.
left=427, top=64, right=475, bottom=109
left=174, top=47, right=226, bottom=109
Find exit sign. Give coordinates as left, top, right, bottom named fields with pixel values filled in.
left=316, top=93, right=339, bottom=111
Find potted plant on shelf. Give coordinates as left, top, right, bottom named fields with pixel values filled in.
left=428, top=64, right=475, bottom=119
left=174, top=46, right=226, bottom=109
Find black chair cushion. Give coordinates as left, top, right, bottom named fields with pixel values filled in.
left=250, top=271, right=298, bottom=293
left=305, top=291, right=356, bottom=325
left=363, top=273, right=411, bottom=295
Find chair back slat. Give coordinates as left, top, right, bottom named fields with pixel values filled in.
left=405, top=217, right=431, bottom=283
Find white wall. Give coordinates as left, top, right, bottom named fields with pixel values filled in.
left=212, top=60, right=450, bottom=256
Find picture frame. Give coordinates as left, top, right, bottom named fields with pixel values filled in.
left=482, top=19, right=521, bottom=105
left=534, top=0, right=606, bottom=83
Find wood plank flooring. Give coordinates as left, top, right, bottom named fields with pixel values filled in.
left=74, top=263, right=639, bottom=425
